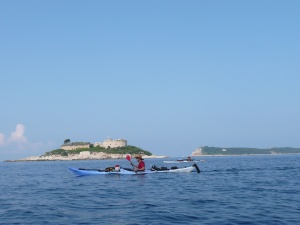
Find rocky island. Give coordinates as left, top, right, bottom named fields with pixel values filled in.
left=5, top=146, right=165, bottom=162
left=5, top=138, right=166, bottom=162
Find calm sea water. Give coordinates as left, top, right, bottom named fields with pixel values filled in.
left=1, top=155, right=299, bottom=225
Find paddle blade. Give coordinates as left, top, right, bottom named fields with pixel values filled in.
left=126, top=155, right=131, bottom=161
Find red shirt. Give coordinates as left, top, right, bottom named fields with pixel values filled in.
left=138, top=161, right=145, bottom=170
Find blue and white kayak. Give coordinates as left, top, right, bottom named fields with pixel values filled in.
left=69, top=164, right=200, bottom=176
left=69, top=167, right=155, bottom=176
left=69, top=163, right=200, bottom=176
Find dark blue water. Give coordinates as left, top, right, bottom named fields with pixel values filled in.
left=1, top=155, right=299, bottom=224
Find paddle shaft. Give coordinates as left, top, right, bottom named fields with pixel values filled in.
left=126, top=155, right=135, bottom=170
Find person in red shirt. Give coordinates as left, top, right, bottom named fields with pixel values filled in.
left=131, top=154, right=145, bottom=172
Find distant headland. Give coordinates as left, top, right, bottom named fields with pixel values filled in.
left=191, top=146, right=300, bottom=156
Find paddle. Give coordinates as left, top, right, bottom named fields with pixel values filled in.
left=126, top=155, right=135, bottom=171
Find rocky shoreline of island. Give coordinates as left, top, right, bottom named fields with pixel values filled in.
left=4, top=151, right=167, bottom=162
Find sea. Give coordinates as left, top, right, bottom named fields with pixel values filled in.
left=0, top=154, right=299, bottom=225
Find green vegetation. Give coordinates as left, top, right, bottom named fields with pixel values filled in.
left=44, top=145, right=152, bottom=157
left=200, top=146, right=300, bottom=155
left=64, top=139, right=71, bottom=144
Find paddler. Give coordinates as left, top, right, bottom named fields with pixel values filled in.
left=131, top=154, right=145, bottom=172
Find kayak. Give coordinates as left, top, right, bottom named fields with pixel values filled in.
left=69, top=167, right=154, bottom=176
left=69, top=163, right=200, bottom=176
left=151, top=163, right=200, bottom=173
left=69, top=167, right=155, bottom=176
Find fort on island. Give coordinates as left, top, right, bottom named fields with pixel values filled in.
left=5, top=137, right=157, bottom=162
left=61, top=138, right=127, bottom=150
left=95, top=138, right=127, bottom=149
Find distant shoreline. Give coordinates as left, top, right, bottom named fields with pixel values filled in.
left=191, top=146, right=300, bottom=157
left=4, top=146, right=300, bottom=162
left=4, top=152, right=300, bottom=162
left=3, top=153, right=167, bottom=162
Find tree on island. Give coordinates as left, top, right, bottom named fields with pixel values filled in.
left=64, top=139, right=71, bottom=144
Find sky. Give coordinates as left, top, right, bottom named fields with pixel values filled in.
left=1, top=1, right=300, bottom=161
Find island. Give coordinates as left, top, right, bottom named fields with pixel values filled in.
left=4, top=138, right=166, bottom=162
left=5, top=146, right=166, bottom=162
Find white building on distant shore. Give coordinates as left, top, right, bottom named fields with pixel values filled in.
left=94, top=138, right=127, bottom=149
left=191, top=147, right=203, bottom=156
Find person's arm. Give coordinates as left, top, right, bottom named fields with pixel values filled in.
left=134, top=167, right=144, bottom=172
left=137, top=166, right=145, bottom=171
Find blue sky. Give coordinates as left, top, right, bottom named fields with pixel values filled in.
left=1, top=1, right=299, bottom=161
